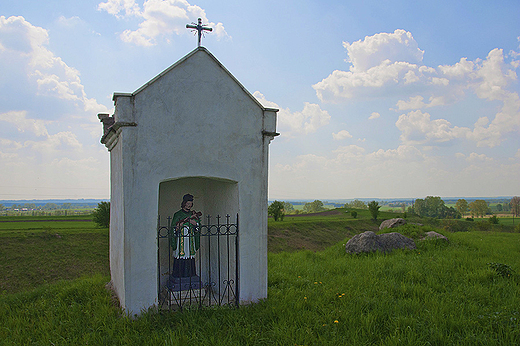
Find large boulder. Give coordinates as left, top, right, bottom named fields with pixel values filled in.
left=421, top=231, right=449, bottom=242
left=379, top=218, right=406, bottom=231
left=345, top=231, right=416, bottom=254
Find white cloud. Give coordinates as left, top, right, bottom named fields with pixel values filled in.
left=99, top=0, right=230, bottom=46
left=0, top=16, right=110, bottom=199
left=253, top=91, right=331, bottom=137
left=369, top=112, right=380, bottom=119
left=98, top=0, right=141, bottom=17
left=0, top=111, right=49, bottom=136
left=366, top=145, right=425, bottom=161
left=314, top=30, right=520, bottom=148
left=465, top=152, right=494, bottom=163
left=343, top=29, right=424, bottom=73
left=332, top=130, right=352, bottom=140
left=269, top=142, right=519, bottom=199
left=396, top=110, right=469, bottom=145
left=0, top=16, right=110, bottom=116
left=314, top=29, right=429, bottom=102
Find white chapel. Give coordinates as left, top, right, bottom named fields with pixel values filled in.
left=99, top=47, right=278, bottom=315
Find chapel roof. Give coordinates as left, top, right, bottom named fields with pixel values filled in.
left=113, top=47, right=278, bottom=113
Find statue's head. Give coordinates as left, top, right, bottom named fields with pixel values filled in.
left=181, top=194, right=194, bottom=210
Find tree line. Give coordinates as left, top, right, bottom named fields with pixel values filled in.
left=0, top=202, right=87, bottom=211
left=268, top=196, right=520, bottom=221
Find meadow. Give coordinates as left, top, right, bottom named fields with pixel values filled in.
left=0, top=211, right=518, bottom=345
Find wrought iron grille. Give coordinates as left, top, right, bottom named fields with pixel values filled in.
left=157, top=214, right=239, bottom=311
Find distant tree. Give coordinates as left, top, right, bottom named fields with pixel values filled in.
left=496, top=204, right=503, bottom=212
left=92, top=201, right=110, bottom=228
left=282, top=201, right=294, bottom=214
left=425, top=196, right=447, bottom=218
left=510, top=197, right=520, bottom=217
left=469, top=200, right=488, bottom=218
left=344, top=199, right=367, bottom=209
left=61, top=203, right=72, bottom=209
left=0, top=204, right=3, bottom=211
left=445, top=207, right=461, bottom=219
left=268, top=200, right=285, bottom=221
left=413, top=196, right=448, bottom=218
left=43, top=203, right=58, bottom=210
left=455, top=199, right=469, bottom=217
left=23, top=203, right=36, bottom=210
left=413, top=198, right=427, bottom=217
left=303, top=200, right=325, bottom=213
left=368, top=201, right=381, bottom=220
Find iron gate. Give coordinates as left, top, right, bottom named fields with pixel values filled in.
left=157, top=214, right=239, bottom=311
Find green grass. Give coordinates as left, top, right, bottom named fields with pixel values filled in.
left=0, top=216, right=108, bottom=294
left=0, top=214, right=519, bottom=345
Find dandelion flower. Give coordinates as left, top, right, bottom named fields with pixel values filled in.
left=334, top=320, right=339, bottom=323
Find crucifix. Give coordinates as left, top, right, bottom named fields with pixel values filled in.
left=186, top=18, right=212, bottom=47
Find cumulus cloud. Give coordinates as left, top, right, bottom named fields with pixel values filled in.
left=343, top=29, right=424, bottom=73
left=314, top=29, right=520, bottom=148
left=0, top=16, right=109, bottom=115
left=332, top=130, right=352, bottom=140
left=253, top=91, right=331, bottom=137
left=313, top=30, right=428, bottom=101
left=269, top=140, right=519, bottom=199
left=0, top=16, right=110, bottom=198
left=396, top=110, right=469, bottom=144
left=98, top=0, right=230, bottom=46
left=369, top=112, right=380, bottom=119
left=0, top=111, right=49, bottom=136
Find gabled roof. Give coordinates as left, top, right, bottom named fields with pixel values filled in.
left=113, top=47, right=278, bottom=113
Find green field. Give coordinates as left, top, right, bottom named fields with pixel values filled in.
left=1, top=212, right=519, bottom=345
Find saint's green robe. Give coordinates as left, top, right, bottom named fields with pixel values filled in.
left=170, top=209, right=200, bottom=258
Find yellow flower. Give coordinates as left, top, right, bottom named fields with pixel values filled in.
left=334, top=320, right=339, bottom=323
left=304, top=297, right=307, bottom=300
left=314, top=282, right=318, bottom=284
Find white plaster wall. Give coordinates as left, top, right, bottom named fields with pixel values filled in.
left=109, top=130, right=125, bottom=306
left=111, top=48, right=275, bottom=314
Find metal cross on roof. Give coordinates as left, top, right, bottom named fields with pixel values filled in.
left=186, top=18, right=212, bottom=47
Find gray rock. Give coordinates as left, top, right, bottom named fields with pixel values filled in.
left=379, top=218, right=406, bottom=231
left=421, top=231, right=449, bottom=242
left=345, top=231, right=416, bottom=254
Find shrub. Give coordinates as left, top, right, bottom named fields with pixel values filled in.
left=92, top=201, right=110, bottom=228
left=442, top=219, right=470, bottom=232
left=471, top=220, right=491, bottom=232
left=488, top=262, right=516, bottom=278
left=350, top=211, right=357, bottom=218
left=488, top=215, right=499, bottom=224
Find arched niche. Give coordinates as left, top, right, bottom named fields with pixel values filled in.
left=157, top=177, right=239, bottom=299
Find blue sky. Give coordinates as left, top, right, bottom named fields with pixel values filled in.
left=0, top=0, right=519, bottom=200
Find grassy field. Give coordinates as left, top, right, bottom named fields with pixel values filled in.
left=1, top=212, right=519, bottom=345
left=0, top=216, right=108, bottom=294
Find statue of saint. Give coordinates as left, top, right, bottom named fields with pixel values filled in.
left=168, top=194, right=202, bottom=291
